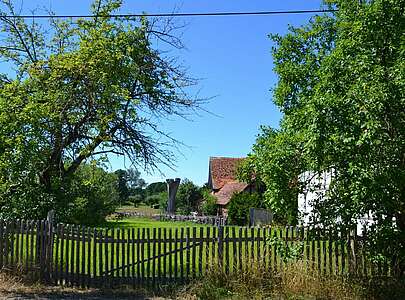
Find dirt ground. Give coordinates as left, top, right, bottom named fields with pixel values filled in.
left=0, top=273, right=170, bottom=300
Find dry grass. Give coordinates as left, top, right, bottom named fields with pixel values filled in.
left=1, top=263, right=403, bottom=299
left=178, top=260, right=369, bottom=300
left=274, top=261, right=361, bottom=300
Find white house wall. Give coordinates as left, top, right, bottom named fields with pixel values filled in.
left=298, top=170, right=374, bottom=235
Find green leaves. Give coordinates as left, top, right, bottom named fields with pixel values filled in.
left=245, top=0, right=405, bottom=269
left=0, top=0, right=201, bottom=222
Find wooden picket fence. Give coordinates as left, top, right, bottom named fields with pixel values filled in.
left=0, top=218, right=392, bottom=288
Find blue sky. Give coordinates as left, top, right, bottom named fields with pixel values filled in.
left=3, top=0, right=325, bottom=185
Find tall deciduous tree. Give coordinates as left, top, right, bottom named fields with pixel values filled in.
left=241, top=0, right=404, bottom=274
left=0, top=0, right=203, bottom=220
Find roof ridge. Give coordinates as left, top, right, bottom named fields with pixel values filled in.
left=209, top=156, right=245, bottom=160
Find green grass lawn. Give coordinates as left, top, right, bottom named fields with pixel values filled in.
left=115, top=205, right=160, bottom=216
left=104, top=217, right=210, bottom=229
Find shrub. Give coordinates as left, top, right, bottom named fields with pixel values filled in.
left=67, top=163, right=120, bottom=225
left=176, top=179, right=202, bottom=215
left=145, top=191, right=167, bottom=207
left=129, top=195, right=143, bottom=207
left=201, top=189, right=217, bottom=216
left=227, top=192, right=262, bottom=226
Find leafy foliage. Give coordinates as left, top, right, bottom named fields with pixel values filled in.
left=145, top=192, right=167, bottom=208
left=145, top=182, right=167, bottom=196
left=238, top=127, right=300, bottom=224
left=267, top=236, right=304, bottom=263
left=68, top=162, right=119, bottom=225
left=115, top=169, right=130, bottom=205
left=0, top=0, right=201, bottom=222
left=241, top=0, right=405, bottom=274
left=228, top=192, right=263, bottom=226
left=175, top=179, right=202, bottom=215
left=201, top=188, right=218, bottom=216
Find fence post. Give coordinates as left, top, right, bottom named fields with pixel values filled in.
left=45, top=211, right=55, bottom=283
left=217, top=226, right=224, bottom=268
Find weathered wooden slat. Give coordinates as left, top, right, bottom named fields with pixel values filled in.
left=218, top=226, right=223, bottom=271
left=154, top=227, right=159, bottom=285
left=69, top=225, right=75, bottom=286
left=168, top=228, right=172, bottom=280
left=163, top=228, right=167, bottom=282
left=131, top=228, right=135, bottom=287
left=198, top=227, right=203, bottom=276
left=334, top=229, right=339, bottom=275
left=98, top=230, right=103, bottom=287
left=10, top=220, right=15, bottom=269
left=104, top=229, right=109, bottom=288
left=4, top=220, right=10, bottom=268
left=120, top=228, right=125, bottom=284
left=0, top=219, right=3, bottom=270
left=238, top=227, right=242, bottom=271
left=60, top=224, right=65, bottom=285
left=328, top=228, right=333, bottom=275
left=146, top=228, right=151, bottom=282
left=116, top=228, right=120, bottom=282
left=80, top=226, right=85, bottom=288
left=86, top=227, right=91, bottom=288
left=186, top=227, right=190, bottom=279
left=140, top=228, right=145, bottom=284
left=243, top=227, right=248, bottom=269
left=224, top=227, right=229, bottom=274
left=206, top=227, right=210, bottom=274
left=137, top=228, right=141, bottom=285
left=54, top=223, right=60, bottom=285
left=174, top=228, right=178, bottom=279
left=64, top=225, right=70, bottom=286
left=279, top=226, right=284, bottom=270
left=361, top=226, right=367, bottom=277
left=211, top=227, right=216, bottom=262
left=110, top=229, right=115, bottom=282
left=15, top=220, right=20, bottom=267
left=250, top=227, right=255, bottom=263
left=341, top=228, right=346, bottom=275
left=264, top=227, right=270, bottom=270
left=231, top=227, right=236, bottom=272
left=25, top=221, right=33, bottom=272
left=180, top=227, right=184, bottom=281
left=192, top=227, right=197, bottom=278
left=120, top=228, right=125, bottom=285
left=92, top=228, right=97, bottom=287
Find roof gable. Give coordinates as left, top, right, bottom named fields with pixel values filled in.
left=214, top=181, right=249, bottom=205
left=209, top=157, right=245, bottom=190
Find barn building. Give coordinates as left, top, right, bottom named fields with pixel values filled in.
left=207, top=157, right=252, bottom=216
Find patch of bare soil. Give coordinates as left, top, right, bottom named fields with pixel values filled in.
left=0, top=273, right=169, bottom=299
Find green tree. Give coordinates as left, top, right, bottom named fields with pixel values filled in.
left=0, top=0, right=201, bottom=221
left=114, top=169, right=130, bottom=206
left=238, top=127, right=301, bottom=224
left=176, top=179, right=202, bottom=215
left=242, top=0, right=405, bottom=274
left=201, top=188, right=218, bottom=216
left=145, top=182, right=167, bottom=196
left=68, top=161, right=119, bottom=225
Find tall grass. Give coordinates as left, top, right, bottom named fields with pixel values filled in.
left=181, top=258, right=400, bottom=300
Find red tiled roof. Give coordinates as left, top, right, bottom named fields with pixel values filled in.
left=209, top=157, right=245, bottom=190
left=214, top=181, right=249, bottom=205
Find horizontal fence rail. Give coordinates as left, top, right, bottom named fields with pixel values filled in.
left=0, top=219, right=392, bottom=288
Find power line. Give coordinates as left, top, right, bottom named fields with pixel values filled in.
left=0, top=9, right=337, bottom=19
